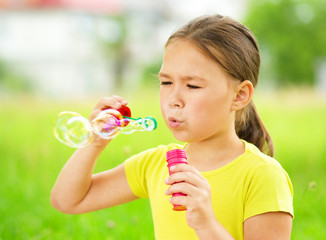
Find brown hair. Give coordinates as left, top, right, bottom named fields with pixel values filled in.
left=166, top=14, right=274, bottom=156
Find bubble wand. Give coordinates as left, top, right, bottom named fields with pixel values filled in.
left=54, top=106, right=157, bottom=148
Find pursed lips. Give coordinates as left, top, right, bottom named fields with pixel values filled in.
left=168, top=116, right=183, bottom=128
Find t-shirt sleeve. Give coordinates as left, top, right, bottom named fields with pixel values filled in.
left=124, top=150, right=150, bottom=199
left=244, top=163, right=294, bottom=220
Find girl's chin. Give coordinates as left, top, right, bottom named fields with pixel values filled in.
left=171, top=131, right=216, bottom=143
left=171, top=132, right=195, bottom=143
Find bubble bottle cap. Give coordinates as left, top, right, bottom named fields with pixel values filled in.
left=166, top=149, right=187, bottom=166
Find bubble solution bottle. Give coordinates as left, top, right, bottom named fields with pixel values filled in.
left=166, top=149, right=188, bottom=211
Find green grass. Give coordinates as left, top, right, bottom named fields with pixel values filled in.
left=1, top=89, right=325, bottom=239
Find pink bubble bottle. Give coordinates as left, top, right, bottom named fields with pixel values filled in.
left=166, top=149, right=188, bottom=211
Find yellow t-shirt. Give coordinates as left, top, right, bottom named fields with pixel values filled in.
left=124, top=141, right=293, bottom=240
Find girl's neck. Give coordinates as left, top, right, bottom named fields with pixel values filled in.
left=185, top=133, right=245, bottom=172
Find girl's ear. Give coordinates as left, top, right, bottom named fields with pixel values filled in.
left=231, top=80, right=254, bottom=111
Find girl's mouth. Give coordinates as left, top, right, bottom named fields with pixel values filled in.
left=169, top=118, right=182, bottom=128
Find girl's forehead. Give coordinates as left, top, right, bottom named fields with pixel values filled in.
left=159, top=40, right=229, bottom=82
left=165, top=39, right=198, bottom=52
left=164, top=40, right=215, bottom=66
left=162, top=40, right=226, bottom=77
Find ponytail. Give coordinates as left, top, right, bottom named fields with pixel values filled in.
left=236, top=102, right=274, bottom=157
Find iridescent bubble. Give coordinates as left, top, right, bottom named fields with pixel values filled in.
left=54, top=111, right=93, bottom=148
left=120, top=117, right=157, bottom=134
left=54, top=108, right=158, bottom=148
left=91, top=109, right=123, bottom=139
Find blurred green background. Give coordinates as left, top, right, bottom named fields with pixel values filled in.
left=1, top=0, right=326, bottom=239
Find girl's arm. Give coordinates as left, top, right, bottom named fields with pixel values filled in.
left=51, top=96, right=138, bottom=214
left=50, top=145, right=137, bottom=214
left=243, top=212, right=292, bottom=240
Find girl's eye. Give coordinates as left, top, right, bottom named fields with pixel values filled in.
left=161, top=81, right=173, bottom=86
left=187, top=84, right=201, bottom=89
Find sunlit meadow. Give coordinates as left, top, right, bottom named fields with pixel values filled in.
left=0, top=88, right=325, bottom=239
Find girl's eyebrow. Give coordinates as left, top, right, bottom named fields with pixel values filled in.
left=159, top=72, right=207, bottom=82
left=181, top=75, right=207, bottom=82
left=158, top=72, right=171, bottom=78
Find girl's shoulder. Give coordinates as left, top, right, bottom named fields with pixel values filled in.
left=242, top=140, right=282, bottom=169
left=241, top=140, right=292, bottom=187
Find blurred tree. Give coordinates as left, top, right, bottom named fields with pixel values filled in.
left=245, top=0, right=326, bottom=86
left=97, top=15, right=128, bottom=90
left=0, top=60, right=33, bottom=94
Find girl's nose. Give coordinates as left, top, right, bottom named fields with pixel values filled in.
left=168, top=87, right=184, bottom=108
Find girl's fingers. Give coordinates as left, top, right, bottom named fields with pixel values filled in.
left=165, top=164, right=211, bottom=200
left=166, top=164, right=206, bottom=187
left=170, top=163, right=205, bottom=179
left=165, top=181, right=198, bottom=196
left=94, top=96, right=128, bottom=111
left=111, top=95, right=128, bottom=104
left=166, top=171, right=204, bottom=189
left=89, top=96, right=128, bottom=121
left=166, top=180, right=212, bottom=211
left=169, top=195, right=188, bottom=208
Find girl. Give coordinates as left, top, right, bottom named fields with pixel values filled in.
left=51, top=14, right=293, bottom=239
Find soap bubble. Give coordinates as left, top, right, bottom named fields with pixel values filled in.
left=120, top=117, right=157, bottom=134
left=54, top=109, right=157, bottom=148
left=54, top=111, right=93, bottom=148
left=92, top=109, right=123, bottom=139
left=120, top=118, right=143, bottom=134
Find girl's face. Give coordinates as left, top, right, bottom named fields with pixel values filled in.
left=159, top=40, right=239, bottom=143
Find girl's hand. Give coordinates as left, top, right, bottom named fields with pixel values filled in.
left=89, top=95, right=128, bottom=147
left=164, top=164, right=217, bottom=231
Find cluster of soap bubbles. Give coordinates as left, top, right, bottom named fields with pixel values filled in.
left=54, top=109, right=157, bottom=148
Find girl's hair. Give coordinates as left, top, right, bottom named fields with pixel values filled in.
left=166, top=14, right=274, bottom=157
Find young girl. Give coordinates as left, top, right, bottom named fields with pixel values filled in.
left=51, top=14, right=293, bottom=239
